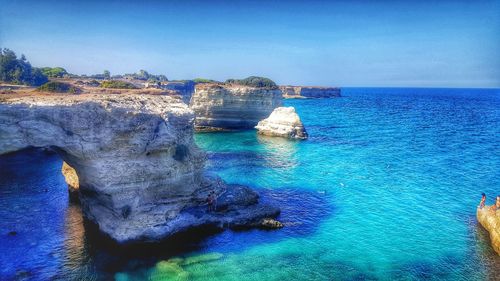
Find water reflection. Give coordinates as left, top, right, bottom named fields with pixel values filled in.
left=257, top=134, right=299, bottom=170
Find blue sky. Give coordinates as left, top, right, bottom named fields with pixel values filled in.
left=1, top=0, right=499, bottom=87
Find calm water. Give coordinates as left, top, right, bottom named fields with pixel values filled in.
left=0, top=88, right=499, bottom=280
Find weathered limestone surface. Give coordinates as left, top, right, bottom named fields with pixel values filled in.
left=160, top=81, right=196, bottom=103
left=280, top=86, right=341, bottom=99
left=477, top=207, right=500, bottom=255
left=0, top=94, right=279, bottom=243
left=190, top=84, right=282, bottom=131
left=62, top=161, right=80, bottom=201
left=255, top=107, right=308, bottom=139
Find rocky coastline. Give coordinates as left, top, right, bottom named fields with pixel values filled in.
left=189, top=83, right=282, bottom=131
left=477, top=207, right=500, bottom=255
left=0, top=93, right=280, bottom=243
left=280, top=85, right=341, bottom=99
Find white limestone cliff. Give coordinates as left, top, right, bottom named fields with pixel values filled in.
left=0, top=93, right=279, bottom=243
left=255, top=107, right=308, bottom=140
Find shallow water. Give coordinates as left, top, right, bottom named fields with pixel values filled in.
left=0, top=88, right=499, bottom=280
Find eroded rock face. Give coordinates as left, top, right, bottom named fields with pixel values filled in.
left=62, top=161, right=79, bottom=201
left=255, top=107, right=308, bottom=139
left=477, top=207, right=500, bottom=255
left=280, top=86, right=341, bottom=99
left=190, top=84, right=282, bottom=131
left=0, top=94, right=279, bottom=243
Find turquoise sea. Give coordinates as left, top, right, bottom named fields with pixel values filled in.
left=1, top=88, right=499, bottom=280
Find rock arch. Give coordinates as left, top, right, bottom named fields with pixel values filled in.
left=0, top=94, right=279, bottom=243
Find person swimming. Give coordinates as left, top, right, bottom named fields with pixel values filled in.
left=479, top=193, right=486, bottom=209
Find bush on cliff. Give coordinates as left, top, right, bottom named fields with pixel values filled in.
left=100, top=80, right=138, bottom=89
left=225, top=76, right=277, bottom=88
left=193, top=78, right=220, bottom=84
left=0, top=48, right=48, bottom=86
left=38, top=81, right=80, bottom=94
left=40, top=67, right=68, bottom=78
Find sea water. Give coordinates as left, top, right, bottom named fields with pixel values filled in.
left=0, top=88, right=499, bottom=280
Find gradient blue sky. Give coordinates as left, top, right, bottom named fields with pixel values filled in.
left=1, top=0, right=499, bottom=87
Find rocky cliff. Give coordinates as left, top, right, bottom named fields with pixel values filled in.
left=0, top=93, right=279, bottom=243
left=160, top=81, right=196, bottom=103
left=189, top=84, right=282, bottom=131
left=255, top=107, right=308, bottom=139
left=280, top=86, right=341, bottom=99
left=477, top=207, right=500, bottom=255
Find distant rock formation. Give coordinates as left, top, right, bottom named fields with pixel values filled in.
left=159, top=81, right=196, bottom=103
left=477, top=207, right=500, bottom=255
left=255, top=107, right=308, bottom=139
left=0, top=93, right=279, bottom=243
left=280, top=86, right=341, bottom=99
left=62, top=161, right=79, bottom=202
left=190, top=83, right=282, bottom=131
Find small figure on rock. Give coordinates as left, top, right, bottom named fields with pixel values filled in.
left=479, top=193, right=486, bottom=209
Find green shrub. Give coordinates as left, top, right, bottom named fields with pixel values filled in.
left=38, top=81, right=80, bottom=93
left=225, top=76, right=277, bottom=88
left=0, top=48, right=48, bottom=86
left=40, top=67, right=68, bottom=78
left=100, top=80, right=138, bottom=89
left=193, top=78, right=219, bottom=83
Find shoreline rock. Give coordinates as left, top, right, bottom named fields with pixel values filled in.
left=190, top=83, right=282, bottom=131
left=0, top=93, right=280, bottom=243
left=477, top=207, right=500, bottom=255
left=280, top=86, right=341, bottom=99
left=255, top=107, right=308, bottom=139
left=62, top=161, right=80, bottom=202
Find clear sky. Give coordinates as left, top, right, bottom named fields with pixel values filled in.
left=1, top=0, right=499, bottom=87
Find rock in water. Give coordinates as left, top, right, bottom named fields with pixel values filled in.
left=0, top=94, right=279, bottom=243
left=189, top=83, right=282, bottom=131
left=255, top=107, right=308, bottom=139
left=62, top=161, right=79, bottom=202
left=477, top=207, right=500, bottom=255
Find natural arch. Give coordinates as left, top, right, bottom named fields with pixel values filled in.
left=0, top=94, right=279, bottom=243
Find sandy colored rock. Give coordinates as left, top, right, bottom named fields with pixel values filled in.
left=0, top=93, right=279, bottom=243
left=477, top=207, right=500, bottom=255
left=255, top=107, right=308, bottom=139
left=62, top=161, right=79, bottom=201
left=190, top=83, right=282, bottom=131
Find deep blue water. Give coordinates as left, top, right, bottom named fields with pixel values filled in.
left=0, top=88, right=499, bottom=280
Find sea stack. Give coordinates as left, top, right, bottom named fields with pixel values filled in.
left=0, top=93, right=279, bottom=243
left=477, top=207, right=500, bottom=255
left=255, top=107, right=308, bottom=140
left=190, top=83, right=282, bottom=131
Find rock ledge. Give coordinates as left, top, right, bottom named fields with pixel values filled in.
left=255, top=107, right=308, bottom=139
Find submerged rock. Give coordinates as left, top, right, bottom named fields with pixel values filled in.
left=477, top=207, right=500, bottom=255
left=189, top=83, right=282, bottom=131
left=0, top=93, right=279, bottom=243
left=259, top=218, right=284, bottom=229
left=255, top=107, right=308, bottom=139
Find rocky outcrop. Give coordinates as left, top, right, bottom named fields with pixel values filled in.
left=280, top=86, right=341, bottom=99
left=0, top=93, right=279, bottom=243
left=62, top=161, right=79, bottom=202
left=255, top=107, right=308, bottom=139
left=160, top=81, right=196, bottom=103
left=189, top=83, right=282, bottom=131
left=477, top=207, right=500, bottom=255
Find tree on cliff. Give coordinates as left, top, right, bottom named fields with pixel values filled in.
left=40, top=67, right=68, bottom=78
left=225, top=76, right=277, bottom=88
left=0, top=48, right=48, bottom=86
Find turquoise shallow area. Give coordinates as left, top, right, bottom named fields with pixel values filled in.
left=0, top=88, right=499, bottom=280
